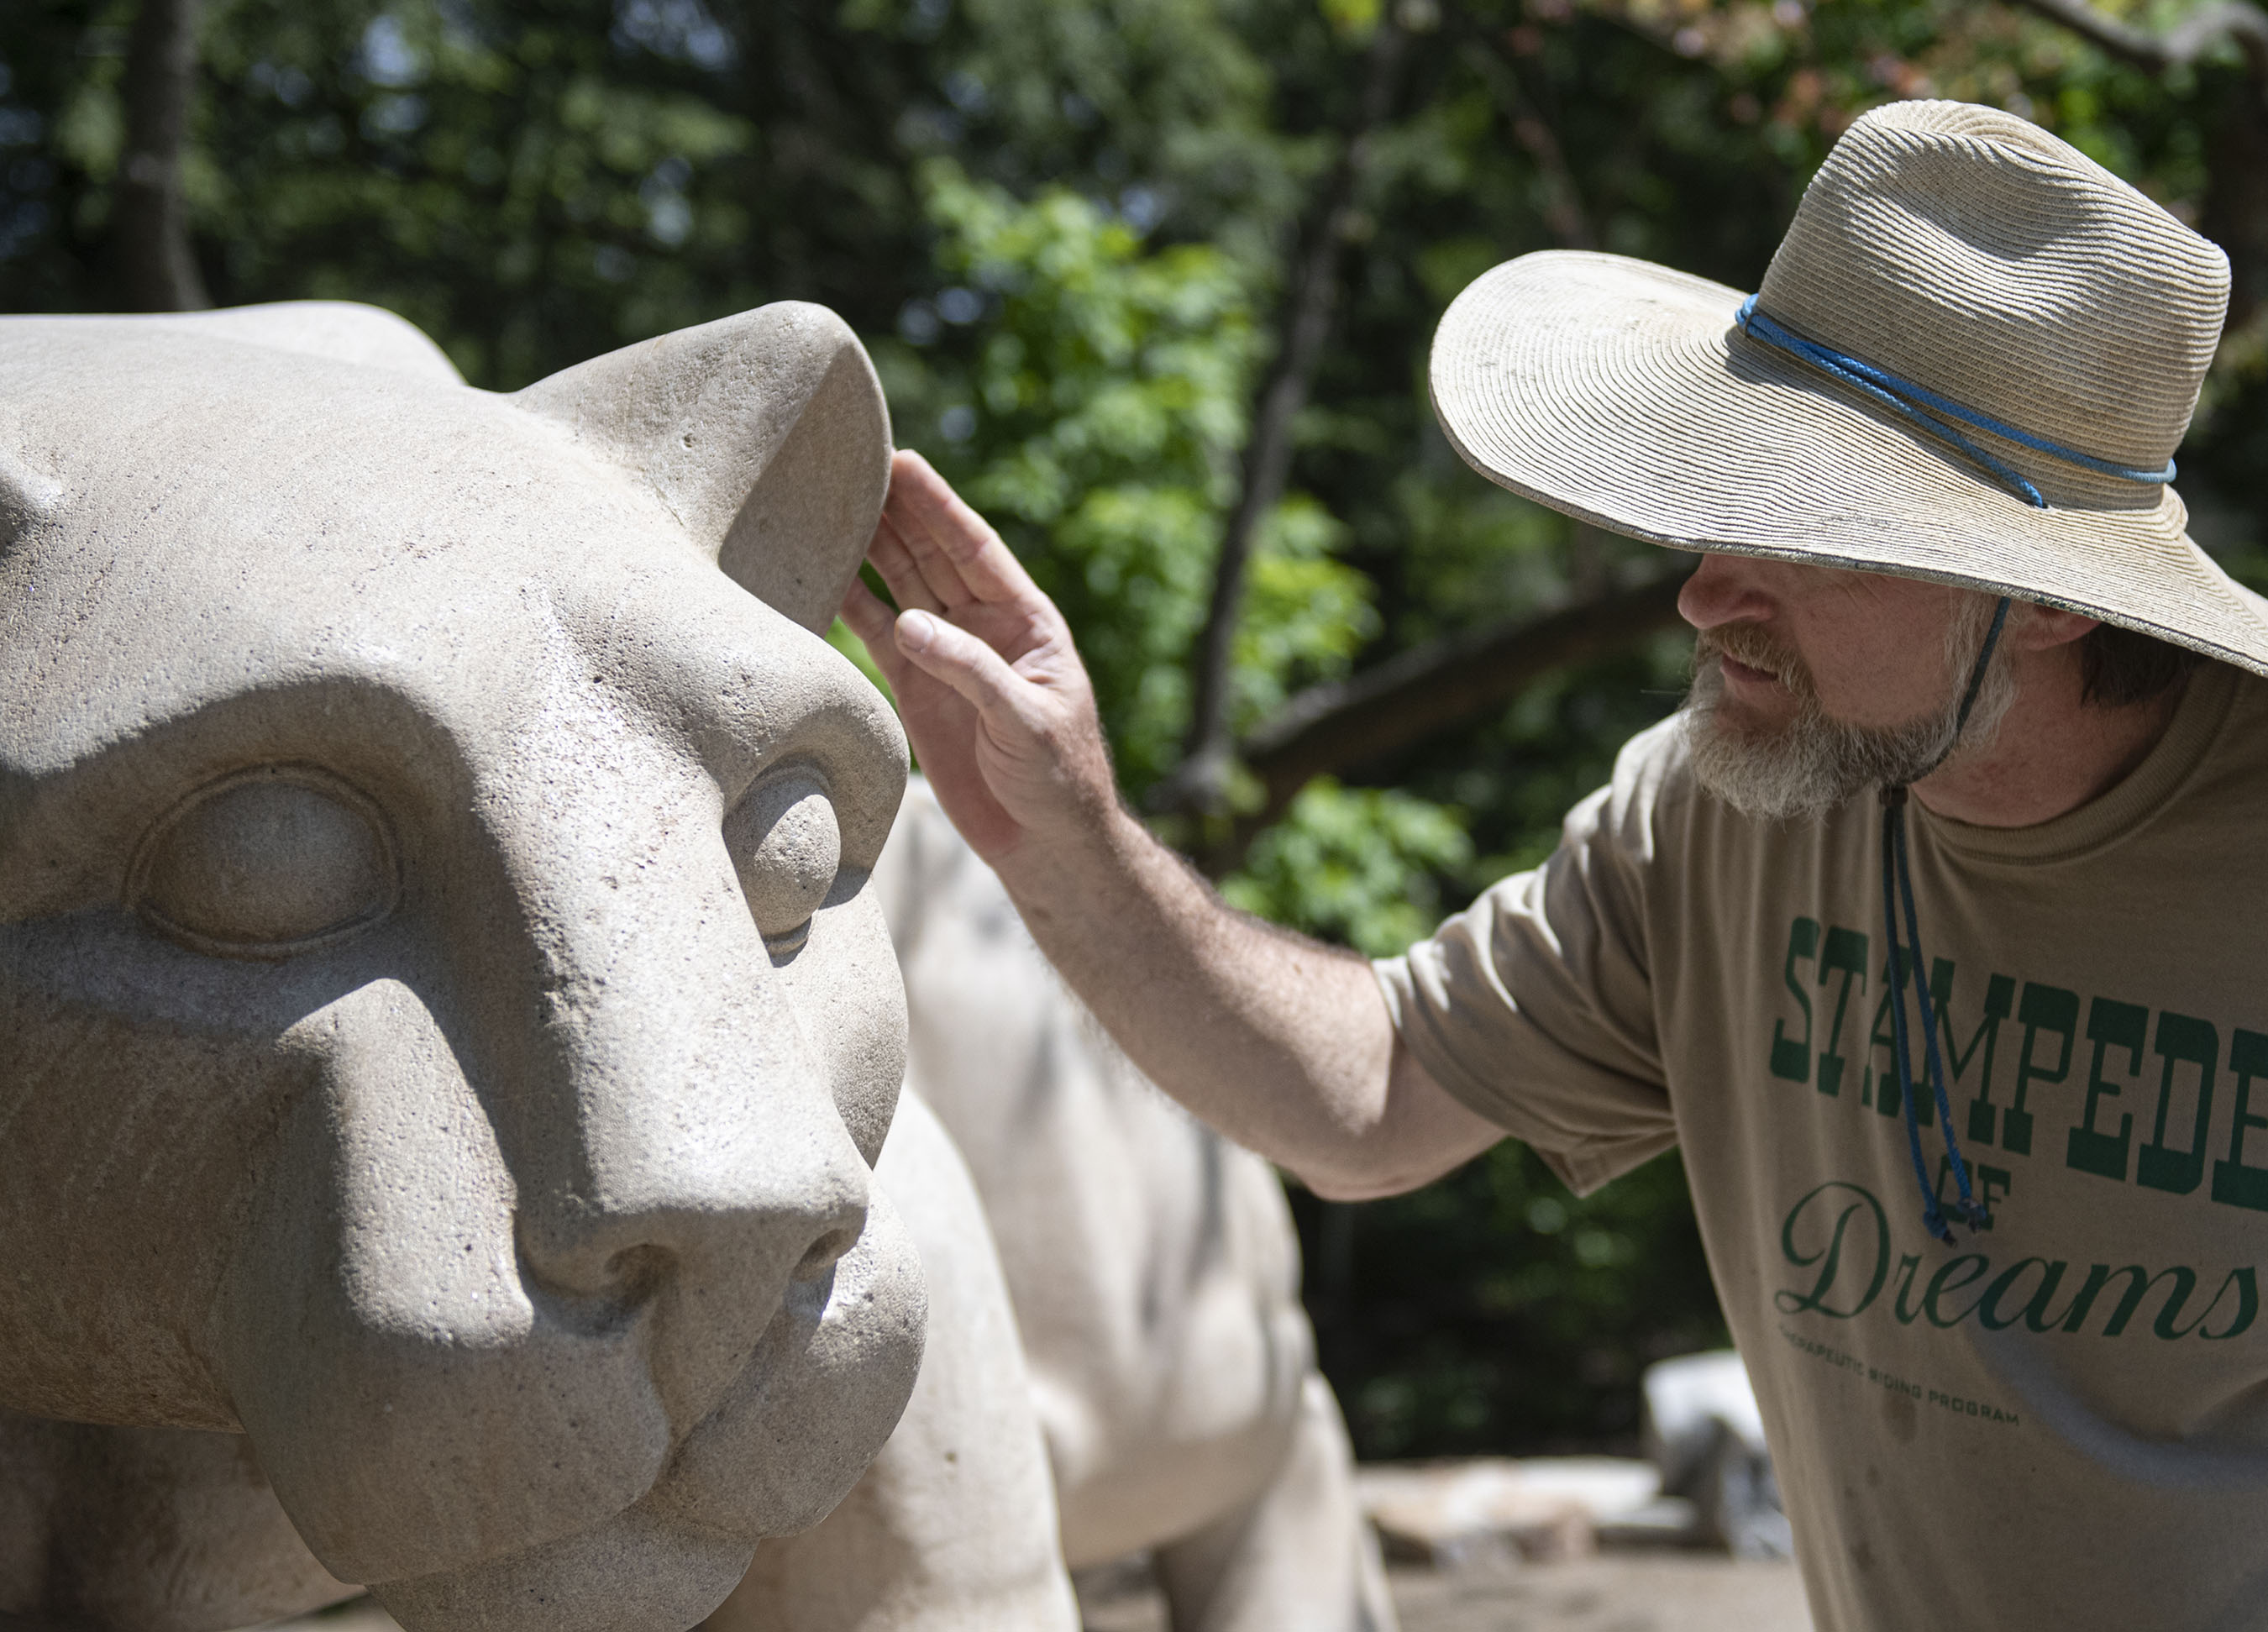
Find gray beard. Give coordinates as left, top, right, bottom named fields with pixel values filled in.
left=1680, top=597, right=2016, bottom=822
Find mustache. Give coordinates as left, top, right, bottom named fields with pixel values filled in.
left=1693, top=623, right=1815, bottom=698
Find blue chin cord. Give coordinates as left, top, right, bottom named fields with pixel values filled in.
left=1725, top=296, right=2179, bottom=1246
left=1879, top=596, right=2010, bottom=1244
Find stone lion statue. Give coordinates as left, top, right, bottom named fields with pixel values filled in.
left=0, top=302, right=1072, bottom=1632
left=869, top=779, right=1396, bottom=1632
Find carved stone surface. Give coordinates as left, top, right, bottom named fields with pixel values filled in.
left=709, top=1087, right=1081, bottom=1632
left=0, top=301, right=926, bottom=1631
left=874, top=779, right=1397, bottom=1632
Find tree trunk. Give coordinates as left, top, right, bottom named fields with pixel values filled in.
left=2004, top=0, right=2268, bottom=323
left=1237, top=572, right=1691, bottom=832
left=1165, top=16, right=1407, bottom=818
left=113, top=0, right=210, bottom=312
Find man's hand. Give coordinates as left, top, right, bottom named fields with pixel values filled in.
left=840, top=449, right=1119, bottom=866
left=841, top=453, right=1500, bottom=1197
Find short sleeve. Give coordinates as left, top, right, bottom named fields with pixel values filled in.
left=1373, top=722, right=1682, bottom=1194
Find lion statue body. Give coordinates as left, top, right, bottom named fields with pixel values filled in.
left=0, top=302, right=1072, bottom=1632
left=870, top=779, right=1395, bottom=1632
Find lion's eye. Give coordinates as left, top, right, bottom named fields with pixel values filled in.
left=133, top=768, right=398, bottom=958
left=724, top=773, right=840, bottom=955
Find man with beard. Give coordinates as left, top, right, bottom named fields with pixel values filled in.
left=843, top=101, right=2268, bottom=1631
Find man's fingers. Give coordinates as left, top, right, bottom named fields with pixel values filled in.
left=840, top=580, right=930, bottom=697
left=865, top=514, right=947, bottom=617
left=885, top=495, right=979, bottom=614
left=895, top=607, right=1035, bottom=722
left=887, top=451, right=1047, bottom=609
left=840, top=575, right=899, bottom=644
left=879, top=450, right=979, bottom=610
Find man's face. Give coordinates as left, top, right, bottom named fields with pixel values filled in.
left=1674, top=552, right=2012, bottom=818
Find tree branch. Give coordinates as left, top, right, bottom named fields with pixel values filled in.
left=2008, top=0, right=2268, bottom=323
left=1165, top=17, right=1408, bottom=816
left=1238, top=572, right=1691, bottom=825
left=2005, top=0, right=2268, bottom=77
left=1463, top=32, right=1595, bottom=249
left=113, top=0, right=210, bottom=311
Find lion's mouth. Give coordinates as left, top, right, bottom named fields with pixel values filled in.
left=633, top=1183, right=927, bottom=1538
left=370, top=1503, right=755, bottom=1632
left=357, top=1189, right=925, bottom=1631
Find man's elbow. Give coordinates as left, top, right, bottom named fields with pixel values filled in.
left=1298, top=1168, right=1419, bottom=1204
left=1291, top=1146, right=1462, bottom=1203
left=1290, top=1053, right=1502, bottom=1200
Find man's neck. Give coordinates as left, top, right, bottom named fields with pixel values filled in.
left=1913, top=647, right=2187, bottom=828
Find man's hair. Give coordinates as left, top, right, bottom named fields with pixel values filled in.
left=2079, top=622, right=2202, bottom=708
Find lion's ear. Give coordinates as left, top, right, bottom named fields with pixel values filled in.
left=0, top=429, right=64, bottom=555
left=511, top=303, right=891, bottom=633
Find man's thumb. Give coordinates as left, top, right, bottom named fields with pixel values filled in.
left=895, top=609, right=1028, bottom=718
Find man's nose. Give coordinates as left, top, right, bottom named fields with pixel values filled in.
left=1676, top=550, right=1779, bottom=632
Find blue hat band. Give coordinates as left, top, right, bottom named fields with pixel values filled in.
left=1735, top=295, right=2176, bottom=510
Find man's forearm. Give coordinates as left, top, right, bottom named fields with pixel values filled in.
left=993, top=802, right=1443, bottom=1195
left=844, top=450, right=1501, bottom=1195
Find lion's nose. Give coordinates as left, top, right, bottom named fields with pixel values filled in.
left=520, top=1157, right=869, bottom=1306
left=511, top=1015, right=877, bottom=1427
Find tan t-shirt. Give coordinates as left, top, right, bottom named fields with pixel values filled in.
left=1377, top=660, right=2268, bottom=1632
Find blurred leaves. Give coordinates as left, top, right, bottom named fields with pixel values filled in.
left=1222, top=777, right=1469, bottom=955
left=11, top=0, right=2268, bottom=1455
left=885, top=159, right=1399, bottom=801
left=883, top=159, right=1260, bottom=781
left=1298, top=1142, right=1723, bottom=1455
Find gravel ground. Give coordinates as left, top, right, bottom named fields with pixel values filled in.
left=1073, top=1556, right=1811, bottom=1632
left=269, top=1554, right=1813, bottom=1632
left=1385, top=1556, right=1810, bottom=1632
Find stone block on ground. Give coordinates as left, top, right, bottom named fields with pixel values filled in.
left=1357, top=1457, right=1662, bottom=1567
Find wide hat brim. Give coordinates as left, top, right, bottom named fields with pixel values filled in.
left=1431, top=249, right=2268, bottom=679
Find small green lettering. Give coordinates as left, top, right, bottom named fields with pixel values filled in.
left=1930, top=1157, right=2009, bottom=1230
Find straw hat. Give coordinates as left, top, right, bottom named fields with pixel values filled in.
left=1430, top=98, right=2268, bottom=675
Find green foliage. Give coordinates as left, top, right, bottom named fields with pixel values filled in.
left=885, top=160, right=1255, bottom=780
left=1299, top=1143, right=1726, bottom=1455
left=886, top=159, right=1390, bottom=790
left=1222, top=778, right=1471, bottom=956
left=9, top=0, right=2268, bottom=1457
left=1233, top=495, right=1378, bottom=726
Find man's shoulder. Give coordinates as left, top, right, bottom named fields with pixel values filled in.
left=1587, top=713, right=1704, bottom=841
left=2209, top=659, right=2268, bottom=761
left=1610, top=712, right=1695, bottom=793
